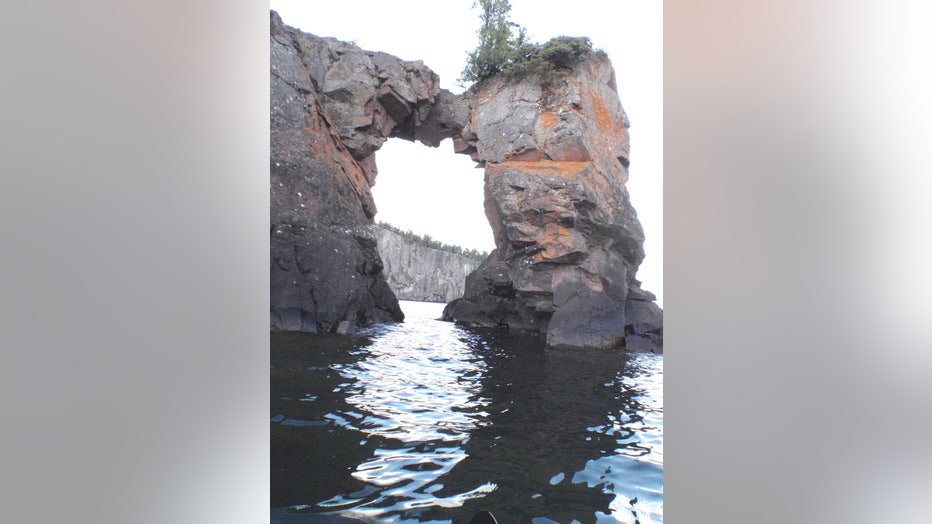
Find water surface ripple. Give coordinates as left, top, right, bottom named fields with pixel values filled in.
left=272, top=301, right=662, bottom=523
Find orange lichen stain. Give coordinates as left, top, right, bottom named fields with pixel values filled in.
left=537, top=111, right=560, bottom=131
left=587, top=88, right=616, bottom=134
left=494, top=160, right=591, bottom=179
left=497, top=160, right=589, bottom=169
left=536, top=223, right=578, bottom=260
left=503, top=148, right=547, bottom=162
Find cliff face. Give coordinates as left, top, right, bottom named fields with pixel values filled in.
left=375, top=227, right=481, bottom=303
left=441, top=57, right=663, bottom=352
left=269, top=10, right=661, bottom=350
left=270, top=10, right=472, bottom=333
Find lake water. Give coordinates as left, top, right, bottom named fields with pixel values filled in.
left=271, top=300, right=663, bottom=523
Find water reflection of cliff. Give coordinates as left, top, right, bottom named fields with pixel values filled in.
left=417, top=329, right=663, bottom=523
left=271, top=332, right=376, bottom=508
left=271, top=303, right=662, bottom=523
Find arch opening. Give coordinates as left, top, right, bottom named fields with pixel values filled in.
left=370, top=138, right=494, bottom=307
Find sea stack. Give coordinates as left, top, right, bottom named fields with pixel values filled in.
left=441, top=45, right=662, bottom=351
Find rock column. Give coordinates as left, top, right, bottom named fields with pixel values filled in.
left=443, top=58, right=663, bottom=351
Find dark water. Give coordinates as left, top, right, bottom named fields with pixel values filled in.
left=272, top=301, right=662, bottom=524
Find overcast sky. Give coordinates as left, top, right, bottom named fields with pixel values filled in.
left=270, top=0, right=663, bottom=304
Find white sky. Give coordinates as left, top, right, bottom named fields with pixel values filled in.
left=270, top=0, right=663, bottom=304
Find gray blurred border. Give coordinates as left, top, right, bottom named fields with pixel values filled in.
left=666, top=1, right=932, bottom=523
left=0, top=2, right=269, bottom=523
left=2, top=1, right=931, bottom=524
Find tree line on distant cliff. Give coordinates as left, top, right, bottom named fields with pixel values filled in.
left=460, top=0, right=606, bottom=83
left=378, top=222, right=489, bottom=262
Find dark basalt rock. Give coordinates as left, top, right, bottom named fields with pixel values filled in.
left=270, top=223, right=401, bottom=332
left=270, top=10, right=470, bottom=334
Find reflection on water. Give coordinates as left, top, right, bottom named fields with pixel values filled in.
left=272, top=301, right=663, bottom=523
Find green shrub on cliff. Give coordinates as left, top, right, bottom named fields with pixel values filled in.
left=460, top=1, right=606, bottom=83
left=378, top=222, right=489, bottom=262
left=503, top=36, right=606, bottom=79
left=460, top=0, right=529, bottom=83
left=539, top=36, right=604, bottom=69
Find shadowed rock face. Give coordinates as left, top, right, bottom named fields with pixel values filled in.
left=269, top=10, right=661, bottom=350
left=270, top=11, right=463, bottom=334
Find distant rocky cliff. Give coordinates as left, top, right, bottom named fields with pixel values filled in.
left=270, top=10, right=662, bottom=351
left=375, top=227, right=481, bottom=303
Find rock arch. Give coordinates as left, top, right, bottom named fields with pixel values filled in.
left=269, top=11, right=662, bottom=351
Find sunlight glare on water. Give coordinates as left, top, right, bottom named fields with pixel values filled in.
left=271, top=300, right=663, bottom=523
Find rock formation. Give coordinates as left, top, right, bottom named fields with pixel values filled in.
left=270, top=10, right=473, bottom=333
left=269, top=10, right=662, bottom=350
left=441, top=55, right=663, bottom=351
left=375, top=227, right=482, bottom=303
